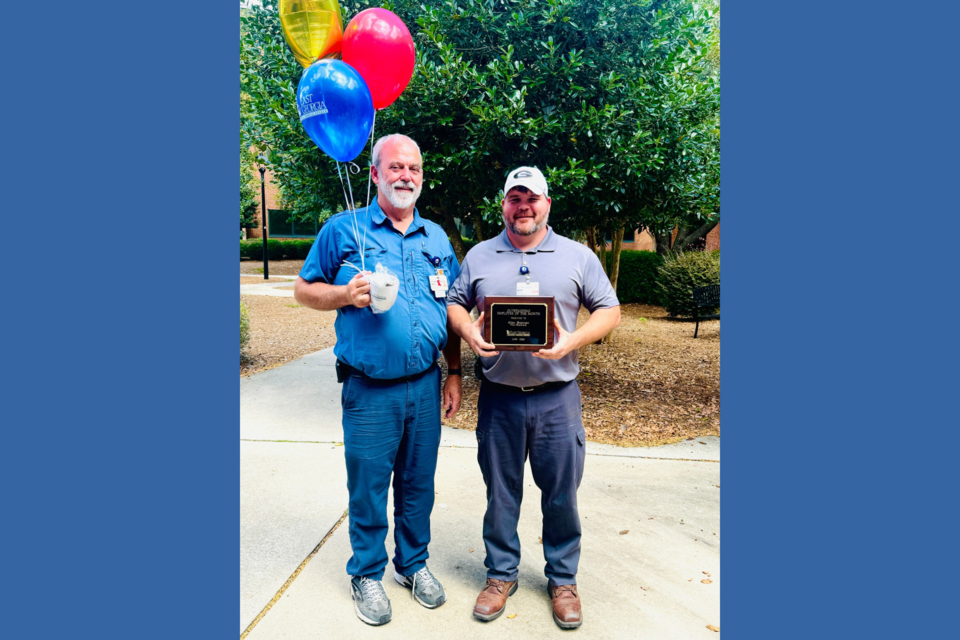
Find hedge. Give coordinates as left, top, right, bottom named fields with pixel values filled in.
left=605, top=249, right=664, bottom=304
left=240, top=238, right=314, bottom=260
left=656, top=250, right=720, bottom=318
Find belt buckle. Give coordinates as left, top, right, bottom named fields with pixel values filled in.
left=520, top=385, right=537, bottom=392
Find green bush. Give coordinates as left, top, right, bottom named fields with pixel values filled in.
left=240, top=302, right=250, bottom=352
left=294, top=239, right=314, bottom=259
left=656, top=250, right=720, bottom=318
left=606, top=250, right=664, bottom=304
left=241, top=238, right=314, bottom=260
left=240, top=239, right=260, bottom=259
left=265, top=239, right=284, bottom=260
left=461, top=236, right=480, bottom=254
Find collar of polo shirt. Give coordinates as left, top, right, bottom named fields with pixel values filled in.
left=495, top=226, right=558, bottom=252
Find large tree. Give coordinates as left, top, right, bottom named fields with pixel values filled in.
left=241, top=0, right=719, bottom=269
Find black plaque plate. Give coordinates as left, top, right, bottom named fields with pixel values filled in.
left=483, top=296, right=555, bottom=351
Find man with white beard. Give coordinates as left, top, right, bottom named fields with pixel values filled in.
left=294, top=134, right=463, bottom=626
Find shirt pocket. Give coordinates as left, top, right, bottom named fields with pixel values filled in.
left=338, top=247, right=386, bottom=283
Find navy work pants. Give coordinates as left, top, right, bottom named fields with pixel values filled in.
left=341, top=365, right=441, bottom=580
left=476, top=380, right=586, bottom=586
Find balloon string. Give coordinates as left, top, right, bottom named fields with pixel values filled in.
left=366, top=111, right=377, bottom=210
left=336, top=161, right=352, bottom=212
left=344, top=163, right=365, bottom=272
left=363, top=111, right=377, bottom=262
left=337, top=162, right=365, bottom=272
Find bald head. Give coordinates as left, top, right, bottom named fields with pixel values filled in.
left=371, top=134, right=421, bottom=173
left=371, top=134, right=423, bottom=211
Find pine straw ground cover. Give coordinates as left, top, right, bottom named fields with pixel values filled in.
left=240, top=262, right=719, bottom=447
left=240, top=259, right=305, bottom=276
left=240, top=294, right=338, bottom=376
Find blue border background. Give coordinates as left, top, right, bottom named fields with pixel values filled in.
left=724, top=1, right=958, bottom=638
left=3, top=3, right=236, bottom=637
left=2, top=1, right=958, bottom=638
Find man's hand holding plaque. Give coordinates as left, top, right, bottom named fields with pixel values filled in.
left=531, top=319, right=577, bottom=360
left=462, top=311, right=500, bottom=357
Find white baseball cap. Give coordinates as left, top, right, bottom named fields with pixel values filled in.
left=503, top=166, right=549, bottom=196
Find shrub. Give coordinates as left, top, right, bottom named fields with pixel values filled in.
left=656, top=250, right=720, bottom=318
left=295, top=239, right=314, bottom=259
left=240, top=239, right=261, bottom=259
left=266, top=239, right=284, bottom=260
left=241, top=238, right=313, bottom=260
left=240, top=302, right=250, bottom=352
left=461, top=236, right=480, bottom=254
left=606, top=250, right=664, bottom=304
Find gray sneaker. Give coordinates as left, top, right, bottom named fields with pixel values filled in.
left=350, top=576, right=392, bottom=625
left=395, top=566, right=446, bottom=608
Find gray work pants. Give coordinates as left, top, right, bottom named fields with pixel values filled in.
left=476, top=379, right=586, bottom=585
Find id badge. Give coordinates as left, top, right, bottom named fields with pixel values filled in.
left=516, top=281, right=540, bottom=295
left=430, top=273, right=448, bottom=298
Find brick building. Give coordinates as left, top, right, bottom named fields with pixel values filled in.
left=602, top=224, right=720, bottom=253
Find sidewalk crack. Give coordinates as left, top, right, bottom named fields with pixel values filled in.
left=240, top=509, right=348, bottom=639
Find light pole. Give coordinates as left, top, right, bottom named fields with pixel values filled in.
left=257, top=152, right=270, bottom=280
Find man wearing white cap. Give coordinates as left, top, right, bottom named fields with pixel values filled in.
left=446, top=166, right=621, bottom=629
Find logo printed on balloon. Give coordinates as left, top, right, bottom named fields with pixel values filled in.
left=297, top=89, right=330, bottom=119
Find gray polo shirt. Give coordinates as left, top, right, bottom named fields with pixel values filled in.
left=447, top=227, right=619, bottom=387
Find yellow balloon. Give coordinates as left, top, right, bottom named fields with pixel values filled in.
left=279, top=0, right=344, bottom=68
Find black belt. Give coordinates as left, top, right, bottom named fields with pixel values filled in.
left=475, top=363, right=572, bottom=394
left=336, top=360, right=436, bottom=385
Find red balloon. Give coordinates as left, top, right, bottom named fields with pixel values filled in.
left=342, top=9, right=415, bottom=110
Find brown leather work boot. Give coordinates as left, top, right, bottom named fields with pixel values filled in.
left=549, top=583, right=583, bottom=629
left=473, top=578, right=518, bottom=621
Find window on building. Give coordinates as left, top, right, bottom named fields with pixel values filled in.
left=268, top=209, right=319, bottom=237
left=604, top=226, right=636, bottom=243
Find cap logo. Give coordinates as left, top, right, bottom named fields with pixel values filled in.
left=513, top=170, right=533, bottom=178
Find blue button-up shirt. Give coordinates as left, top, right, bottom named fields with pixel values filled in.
left=299, top=199, right=460, bottom=379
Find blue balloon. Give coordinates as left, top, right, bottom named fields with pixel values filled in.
left=296, top=60, right=374, bottom=163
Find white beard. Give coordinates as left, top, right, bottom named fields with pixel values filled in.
left=382, top=179, right=421, bottom=209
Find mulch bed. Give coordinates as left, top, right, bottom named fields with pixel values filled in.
left=240, top=276, right=297, bottom=285
left=240, top=259, right=305, bottom=276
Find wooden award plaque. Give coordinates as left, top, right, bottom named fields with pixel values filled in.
left=482, top=296, right=556, bottom=351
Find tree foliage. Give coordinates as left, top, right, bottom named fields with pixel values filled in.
left=240, top=139, right=260, bottom=232
left=240, top=0, right=720, bottom=266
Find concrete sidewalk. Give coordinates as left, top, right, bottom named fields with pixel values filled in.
left=240, top=273, right=298, bottom=297
left=241, top=348, right=720, bottom=638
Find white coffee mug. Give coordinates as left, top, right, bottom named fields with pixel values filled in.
left=367, top=271, right=399, bottom=313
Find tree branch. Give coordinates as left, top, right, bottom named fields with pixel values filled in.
left=673, top=219, right=719, bottom=251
